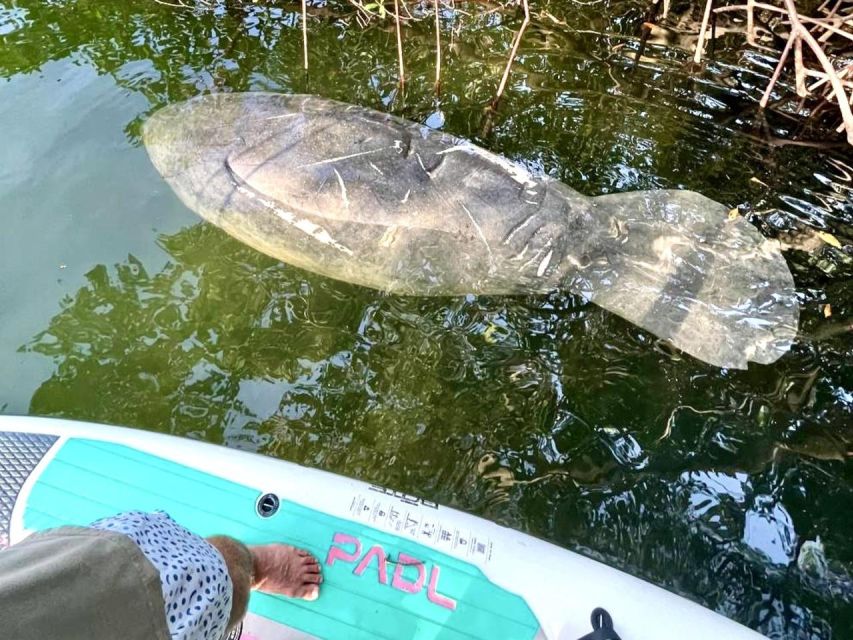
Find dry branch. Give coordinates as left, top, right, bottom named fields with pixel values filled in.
left=394, top=0, right=405, bottom=86
left=493, top=0, right=530, bottom=106
left=693, top=0, right=715, bottom=64
left=695, top=0, right=853, bottom=144
left=435, top=0, right=442, bottom=92
left=301, top=0, right=309, bottom=70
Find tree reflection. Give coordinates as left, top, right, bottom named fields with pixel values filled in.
left=26, top=223, right=370, bottom=442
left=24, top=220, right=850, bottom=486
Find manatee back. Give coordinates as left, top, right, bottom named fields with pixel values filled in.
left=143, top=93, right=579, bottom=295
left=173, top=94, right=552, bottom=235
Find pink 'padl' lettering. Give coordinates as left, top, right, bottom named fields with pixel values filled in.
left=325, top=533, right=361, bottom=567
left=391, top=553, right=425, bottom=594
left=325, top=532, right=458, bottom=612
left=354, top=545, right=389, bottom=584
left=427, top=566, right=457, bottom=610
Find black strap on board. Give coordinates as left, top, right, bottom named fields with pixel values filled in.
left=576, top=607, right=623, bottom=640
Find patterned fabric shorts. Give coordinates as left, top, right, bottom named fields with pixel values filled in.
left=92, top=511, right=233, bottom=640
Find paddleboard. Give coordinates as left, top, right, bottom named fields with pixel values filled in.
left=0, top=416, right=764, bottom=639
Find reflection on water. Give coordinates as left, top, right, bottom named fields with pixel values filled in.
left=1, top=1, right=851, bottom=637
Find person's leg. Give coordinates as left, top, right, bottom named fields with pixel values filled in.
left=205, top=536, right=254, bottom=631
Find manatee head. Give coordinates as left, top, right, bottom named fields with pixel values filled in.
left=142, top=93, right=309, bottom=184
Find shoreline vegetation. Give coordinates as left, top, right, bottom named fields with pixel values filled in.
left=153, top=0, right=853, bottom=147
left=674, top=0, right=853, bottom=145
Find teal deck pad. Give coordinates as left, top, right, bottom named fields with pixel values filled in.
left=23, top=438, right=540, bottom=639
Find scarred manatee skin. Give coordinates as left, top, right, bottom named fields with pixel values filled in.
left=143, top=93, right=599, bottom=295
left=143, top=93, right=799, bottom=369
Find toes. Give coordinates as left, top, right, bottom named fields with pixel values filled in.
left=304, top=572, right=322, bottom=584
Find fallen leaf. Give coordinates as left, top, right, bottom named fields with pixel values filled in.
left=817, top=231, right=842, bottom=248
left=728, top=208, right=740, bottom=220
left=823, top=304, right=832, bottom=318
left=483, top=323, right=499, bottom=344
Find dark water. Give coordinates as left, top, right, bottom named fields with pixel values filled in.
left=0, top=1, right=851, bottom=636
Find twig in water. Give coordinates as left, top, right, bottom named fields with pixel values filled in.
left=301, top=0, right=309, bottom=71
left=394, top=0, right=406, bottom=86
left=491, top=0, right=530, bottom=110
left=633, top=0, right=661, bottom=70
left=693, top=0, right=715, bottom=64
left=659, top=405, right=733, bottom=442
left=794, top=37, right=806, bottom=96
left=153, top=0, right=210, bottom=8
left=434, top=0, right=442, bottom=93
left=746, top=0, right=756, bottom=45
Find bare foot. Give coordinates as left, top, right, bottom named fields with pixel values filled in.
left=249, top=544, right=322, bottom=601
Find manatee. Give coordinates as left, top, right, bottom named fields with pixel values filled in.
left=142, top=93, right=799, bottom=369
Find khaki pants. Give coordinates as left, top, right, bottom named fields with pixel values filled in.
left=0, top=526, right=170, bottom=640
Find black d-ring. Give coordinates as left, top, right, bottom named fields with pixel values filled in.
left=256, top=493, right=280, bottom=518
left=591, top=608, right=614, bottom=631
left=576, top=607, right=622, bottom=640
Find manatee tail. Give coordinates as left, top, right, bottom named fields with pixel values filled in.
left=577, top=189, right=798, bottom=369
